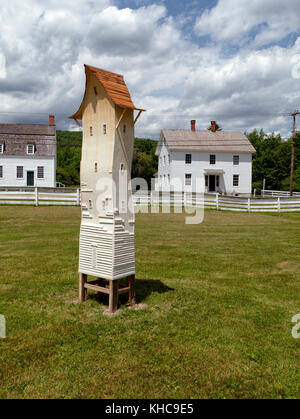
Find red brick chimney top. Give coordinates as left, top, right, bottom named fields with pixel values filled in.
left=191, top=120, right=196, bottom=131
left=211, top=121, right=216, bottom=132
left=49, top=115, right=55, bottom=126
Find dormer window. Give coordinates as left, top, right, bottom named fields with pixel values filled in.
left=27, top=144, right=35, bottom=155
left=0, top=143, right=4, bottom=154
left=103, top=124, right=107, bottom=135
left=90, top=126, right=93, bottom=136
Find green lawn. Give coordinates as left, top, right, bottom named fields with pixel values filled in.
left=0, top=206, right=300, bottom=399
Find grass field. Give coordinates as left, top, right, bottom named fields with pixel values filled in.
left=0, top=206, right=300, bottom=399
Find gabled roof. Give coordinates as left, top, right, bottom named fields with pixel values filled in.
left=70, top=65, right=145, bottom=120
left=0, top=123, right=56, bottom=157
left=158, top=129, right=256, bottom=154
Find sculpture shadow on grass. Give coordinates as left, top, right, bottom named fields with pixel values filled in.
left=88, top=279, right=174, bottom=307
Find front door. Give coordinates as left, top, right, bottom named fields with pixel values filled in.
left=209, top=175, right=215, bottom=192
left=27, top=171, right=34, bottom=186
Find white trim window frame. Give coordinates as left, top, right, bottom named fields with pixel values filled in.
left=27, top=144, right=35, bottom=155
left=185, top=153, right=192, bottom=164
left=233, top=155, right=240, bottom=165
left=17, top=166, right=24, bottom=179
left=37, top=166, right=44, bottom=179
left=233, top=174, right=239, bottom=187
left=185, top=173, right=192, bottom=186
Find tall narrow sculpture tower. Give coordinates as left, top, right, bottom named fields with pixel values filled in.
left=70, top=65, right=145, bottom=312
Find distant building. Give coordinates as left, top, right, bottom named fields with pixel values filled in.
left=0, top=115, right=56, bottom=187
left=155, top=120, right=256, bottom=195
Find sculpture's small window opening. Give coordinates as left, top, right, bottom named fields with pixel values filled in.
left=17, top=166, right=23, bottom=179
left=37, top=166, right=44, bottom=179
left=210, top=154, right=216, bottom=165
left=185, top=154, right=192, bottom=164
left=233, top=155, right=240, bottom=165
left=123, top=124, right=126, bottom=133
left=120, top=163, right=125, bottom=171
left=89, top=199, right=93, bottom=209
left=103, top=124, right=107, bottom=135
left=185, top=173, right=192, bottom=186
left=163, top=156, right=166, bottom=165
left=121, top=200, right=126, bottom=213
left=102, top=201, right=106, bottom=210
left=94, top=162, right=98, bottom=173
left=0, top=143, right=4, bottom=154
left=90, top=126, right=93, bottom=136
left=168, top=154, right=171, bottom=164
left=233, top=174, right=239, bottom=187
left=94, top=87, right=98, bottom=96
left=0, top=166, right=3, bottom=178
left=27, top=144, right=35, bottom=155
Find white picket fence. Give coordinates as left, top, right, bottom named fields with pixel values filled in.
left=0, top=187, right=80, bottom=206
left=262, top=189, right=300, bottom=197
left=133, top=192, right=300, bottom=213
left=0, top=188, right=300, bottom=213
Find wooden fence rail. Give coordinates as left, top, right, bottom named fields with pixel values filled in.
left=0, top=189, right=300, bottom=213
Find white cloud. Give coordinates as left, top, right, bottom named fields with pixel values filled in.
left=0, top=0, right=299, bottom=138
left=195, top=0, right=300, bottom=47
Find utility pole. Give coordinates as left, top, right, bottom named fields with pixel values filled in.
left=286, top=111, right=300, bottom=197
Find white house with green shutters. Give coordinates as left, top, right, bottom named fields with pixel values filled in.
left=0, top=115, right=56, bottom=188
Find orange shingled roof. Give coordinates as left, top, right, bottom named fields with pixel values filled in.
left=70, top=65, right=145, bottom=120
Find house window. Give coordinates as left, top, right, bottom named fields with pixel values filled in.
left=27, top=144, right=35, bottom=155
left=94, top=162, right=98, bottom=173
left=123, top=124, right=126, bottom=134
left=205, top=175, right=208, bottom=187
left=37, top=166, right=44, bottom=179
left=233, top=174, right=239, bottom=187
left=216, top=175, right=220, bottom=187
left=0, top=166, right=3, bottom=178
left=103, top=124, right=107, bottom=135
left=17, top=166, right=23, bottom=178
left=233, top=155, right=240, bottom=165
left=185, top=174, right=192, bottom=186
left=185, top=154, right=192, bottom=164
left=0, top=143, right=4, bottom=154
left=90, top=126, right=93, bottom=136
left=210, top=154, right=216, bottom=165
left=94, top=87, right=98, bottom=96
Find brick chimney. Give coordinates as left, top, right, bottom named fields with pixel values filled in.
left=49, top=115, right=55, bottom=126
left=191, top=120, right=196, bottom=131
left=211, top=121, right=216, bottom=132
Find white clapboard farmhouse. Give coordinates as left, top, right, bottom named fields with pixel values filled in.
left=0, top=115, right=56, bottom=188
left=155, top=121, right=256, bottom=195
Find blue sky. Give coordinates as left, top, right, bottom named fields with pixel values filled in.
left=0, top=0, right=300, bottom=138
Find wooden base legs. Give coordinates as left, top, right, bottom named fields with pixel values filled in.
left=109, top=280, right=119, bottom=314
left=78, top=273, right=136, bottom=313
left=79, top=273, right=87, bottom=302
